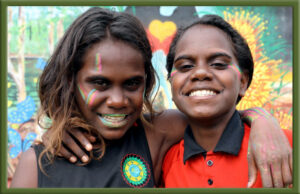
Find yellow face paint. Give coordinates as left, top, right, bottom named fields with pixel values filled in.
left=170, top=67, right=177, bottom=77
left=77, top=84, right=86, bottom=101
left=86, top=89, right=98, bottom=107
left=95, top=53, right=102, bottom=72
left=77, top=84, right=98, bottom=107
left=229, top=63, right=242, bottom=79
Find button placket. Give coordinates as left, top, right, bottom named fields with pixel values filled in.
left=207, top=160, right=213, bottom=167
left=206, top=153, right=214, bottom=186
left=208, top=178, right=213, bottom=185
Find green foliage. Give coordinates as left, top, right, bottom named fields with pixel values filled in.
left=9, top=6, right=90, bottom=56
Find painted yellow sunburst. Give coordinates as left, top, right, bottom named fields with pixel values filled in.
left=223, top=10, right=282, bottom=110
left=275, top=111, right=293, bottom=130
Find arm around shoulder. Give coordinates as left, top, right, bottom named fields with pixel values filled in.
left=10, top=148, right=38, bottom=188
left=153, top=109, right=187, bottom=144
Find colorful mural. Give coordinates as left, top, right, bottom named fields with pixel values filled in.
left=7, top=6, right=292, bottom=184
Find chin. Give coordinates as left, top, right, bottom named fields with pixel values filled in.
left=185, top=110, right=217, bottom=120
left=100, top=127, right=130, bottom=141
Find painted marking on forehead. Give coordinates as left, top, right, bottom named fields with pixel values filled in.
left=95, top=53, right=102, bottom=72
left=170, top=66, right=178, bottom=77
left=229, top=63, right=242, bottom=79
left=86, top=89, right=98, bottom=107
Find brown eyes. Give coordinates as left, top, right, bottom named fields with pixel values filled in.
left=124, top=79, right=143, bottom=91
left=211, top=63, right=229, bottom=69
left=91, top=79, right=110, bottom=90
left=178, top=64, right=194, bottom=71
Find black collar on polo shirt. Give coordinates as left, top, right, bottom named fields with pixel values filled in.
left=183, top=110, right=245, bottom=164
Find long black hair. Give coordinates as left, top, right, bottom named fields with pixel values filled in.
left=38, top=7, right=157, bottom=167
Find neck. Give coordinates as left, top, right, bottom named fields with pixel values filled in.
left=188, top=109, right=236, bottom=151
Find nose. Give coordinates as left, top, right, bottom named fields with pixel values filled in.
left=190, top=63, right=213, bottom=82
left=106, top=88, right=128, bottom=109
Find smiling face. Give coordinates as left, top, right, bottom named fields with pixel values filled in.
left=76, top=39, right=145, bottom=140
left=170, top=25, right=248, bottom=122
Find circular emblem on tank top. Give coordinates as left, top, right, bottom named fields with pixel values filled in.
left=121, top=153, right=151, bottom=187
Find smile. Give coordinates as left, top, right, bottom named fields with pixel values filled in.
left=189, top=90, right=217, bottom=97
left=98, top=114, right=128, bottom=128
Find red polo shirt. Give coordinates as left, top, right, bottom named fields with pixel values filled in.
left=161, top=111, right=293, bottom=188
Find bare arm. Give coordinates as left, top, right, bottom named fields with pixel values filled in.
left=152, top=109, right=187, bottom=146
left=10, top=148, right=38, bottom=188
left=48, top=107, right=293, bottom=188
left=50, top=109, right=187, bottom=164
left=240, top=108, right=292, bottom=188
left=145, top=109, right=187, bottom=184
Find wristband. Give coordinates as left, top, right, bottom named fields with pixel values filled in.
left=243, top=107, right=272, bottom=122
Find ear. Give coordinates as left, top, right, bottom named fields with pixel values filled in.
left=239, top=72, right=249, bottom=97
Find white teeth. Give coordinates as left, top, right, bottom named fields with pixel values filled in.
left=102, top=115, right=126, bottom=122
left=189, top=90, right=216, bottom=97
left=99, top=114, right=128, bottom=128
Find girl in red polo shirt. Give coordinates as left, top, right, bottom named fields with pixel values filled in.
left=162, top=14, right=292, bottom=188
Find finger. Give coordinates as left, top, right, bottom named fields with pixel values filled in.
left=289, top=151, right=293, bottom=173
left=58, top=146, right=77, bottom=163
left=86, top=134, right=97, bottom=143
left=68, top=129, right=93, bottom=151
left=82, top=132, right=97, bottom=144
left=247, top=148, right=257, bottom=187
left=281, top=156, right=292, bottom=186
left=62, top=132, right=89, bottom=163
left=270, top=161, right=284, bottom=188
left=258, top=163, right=273, bottom=188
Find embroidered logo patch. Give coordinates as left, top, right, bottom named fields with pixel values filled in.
left=121, top=153, right=150, bottom=188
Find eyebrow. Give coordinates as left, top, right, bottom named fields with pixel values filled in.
left=86, top=75, right=145, bottom=81
left=125, top=76, right=145, bottom=81
left=174, top=55, right=193, bottom=63
left=174, top=52, right=232, bottom=64
left=207, top=52, right=232, bottom=62
left=86, top=75, right=109, bottom=81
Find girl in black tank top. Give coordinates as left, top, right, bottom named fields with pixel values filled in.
left=33, top=120, right=155, bottom=187
left=11, top=7, right=157, bottom=188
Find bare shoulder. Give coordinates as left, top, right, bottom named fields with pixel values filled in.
left=153, top=109, right=187, bottom=142
left=143, top=110, right=187, bottom=182
left=10, top=148, right=38, bottom=188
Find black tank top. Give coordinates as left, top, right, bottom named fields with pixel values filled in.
left=33, top=120, right=155, bottom=188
